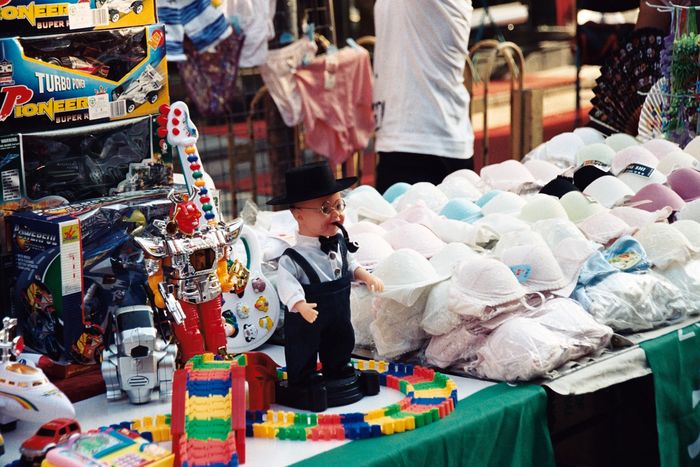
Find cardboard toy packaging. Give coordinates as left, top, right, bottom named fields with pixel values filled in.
left=0, top=113, right=172, bottom=261
left=0, top=114, right=172, bottom=209
left=0, top=23, right=168, bottom=134
left=8, top=189, right=172, bottom=363
left=0, top=0, right=157, bottom=38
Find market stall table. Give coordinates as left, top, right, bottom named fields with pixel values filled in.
left=0, top=346, right=555, bottom=467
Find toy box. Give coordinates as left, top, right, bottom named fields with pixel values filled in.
left=0, top=0, right=157, bottom=38
left=0, top=24, right=168, bottom=134
left=8, top=189, right=172, bottom=363
left=0, top=114, right=173, bottom=209
left=44, top=427, right=174, bottom=466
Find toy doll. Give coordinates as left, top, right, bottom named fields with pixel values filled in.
left=268, top=161, right=383, bottom=410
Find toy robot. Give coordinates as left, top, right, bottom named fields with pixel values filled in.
left=134, top=190, right=243, bottom=363
left=101, top=305, right=177, bottom=404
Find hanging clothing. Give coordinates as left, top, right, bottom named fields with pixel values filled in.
left=225, top=0, right=277, bottom=67
left=373, top=0, right=474, bottom=159
left=158, top=0, right=232, bottom=61
left=177, top=29, right=245, bottom=117
left=294, top=47, right=375, bottom=165
left=259, top=37, right=318, bottom=127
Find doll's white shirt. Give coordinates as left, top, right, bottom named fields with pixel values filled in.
left=277, top=233, right=361, bottom=312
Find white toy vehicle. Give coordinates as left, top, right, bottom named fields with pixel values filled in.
left=101, top=305, right=177, bottom=404
left=0, top=318, right=75, bottom=426
left=96, top=0, right=144, bottom=23
left=111, top=64, right=164, bottom=114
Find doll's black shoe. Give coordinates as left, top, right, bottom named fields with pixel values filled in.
left=276, top=375, right=328, bottom=412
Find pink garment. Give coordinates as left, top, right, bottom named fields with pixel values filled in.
left=667, top=168, right=700, bottom=201
left=294, top=47, right=375, bottom=165
left=626, top=183, right=686, bottom=213
left=259, top=38, right=318, bottom=127
left=425, top=324, right=486, bottom=369
left=468, top=317, right=571, bottom=381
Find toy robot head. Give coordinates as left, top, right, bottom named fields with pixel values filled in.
left=24, top=280, right=54, bottom=315
left=71, top=325, right=104, bottom=363
left=168, top=189, right=200, bottom=235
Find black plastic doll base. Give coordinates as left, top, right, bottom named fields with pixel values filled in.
left=276, top=378, right=329, bottom=412
left=359, top=370, right=381, bottom=396
left=276, top=369, right=381, bottom=412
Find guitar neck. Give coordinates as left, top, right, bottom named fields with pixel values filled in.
left=158, top=101, right=220, bottom=224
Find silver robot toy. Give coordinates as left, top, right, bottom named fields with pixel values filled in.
left=101, top=305, right=177, bottom=404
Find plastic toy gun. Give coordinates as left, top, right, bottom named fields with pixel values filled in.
left=157, top=283, right=186, bottom=325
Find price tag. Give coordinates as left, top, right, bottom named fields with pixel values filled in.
left=88, top=94, right=110, bottom=120
left=68, top=3, right=93, bottom=29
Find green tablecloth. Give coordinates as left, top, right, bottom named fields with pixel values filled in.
left=641, top=324, right=700, bottom=467
left=293, top=383, right=555, bottom=467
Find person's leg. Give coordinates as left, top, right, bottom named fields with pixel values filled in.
left=283, top=309, right=321, bottom=386
left=375, top=152, right=474, bottom=193
left=172, top=301, right=205, bottom=362
left=439, top=155, right=474, bottom=174
left=318, top=304, right=354, bottom=379
left=375, top=152, right=440, bottom=193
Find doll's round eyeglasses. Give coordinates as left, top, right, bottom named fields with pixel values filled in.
left=292, top=199, right=346, bottom=216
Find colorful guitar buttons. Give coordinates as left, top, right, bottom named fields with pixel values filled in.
left=258, top=316, right=274, bottom=331
left=243, top=323, right=258, bottom=343
left=255, top=296, right=269, bottom=312
left=222, top=310, right=239, bottom=338
left=252, top=277, right=266, bottom=293
left=235, top=303, right=250, bottom=319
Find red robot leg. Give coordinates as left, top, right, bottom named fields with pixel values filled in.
left=198, top=299, right=227, bottom=354
left=173, top=300, right=205, bottom=362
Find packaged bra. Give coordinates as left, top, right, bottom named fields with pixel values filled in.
left=422, top=281, right=461, bottom=337
left=466, top=317, right=572, bottom=381
left=574, top=250, right=688, bottom=332
left=370, top=294, right=429, bottom=359
left=466, top=299, right=614, bottom=382
left=425, top=323, right=485, bottom=369
left=350, top=283, right=376, bottom=348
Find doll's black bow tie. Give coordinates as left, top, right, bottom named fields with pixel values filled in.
left=319, top=234, right=342, bottom=255
left=319, top=223, right=359, bottom=255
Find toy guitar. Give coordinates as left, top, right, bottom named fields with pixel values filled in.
left=221, top=224, right=281, bottom=353
left=157, top=102, right=220, bottom=224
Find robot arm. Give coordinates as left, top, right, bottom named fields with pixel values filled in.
left=101, top=349, right=124, bottom=401
left=217, top=256, right=233, bottom=293
left=147, top=263, right=165, bottom=309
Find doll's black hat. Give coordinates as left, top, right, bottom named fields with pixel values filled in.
left=266, top=161, right=358, bottom=205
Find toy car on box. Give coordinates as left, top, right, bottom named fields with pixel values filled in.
left=101, top=305, right=177, bottom=404
left=96, top=0, right=144, bottom=23
left=0, top=24, right=168, bottom=134
left=0, top=114, right=173, bottom=210
left=0, top=0, right=156, bottom=38
left=111, top=64, right=164, bottom=114
left=20, top=418, right=81, bottom=464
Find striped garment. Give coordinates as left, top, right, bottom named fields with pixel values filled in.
left=157, top=0, right=232, bottom=61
